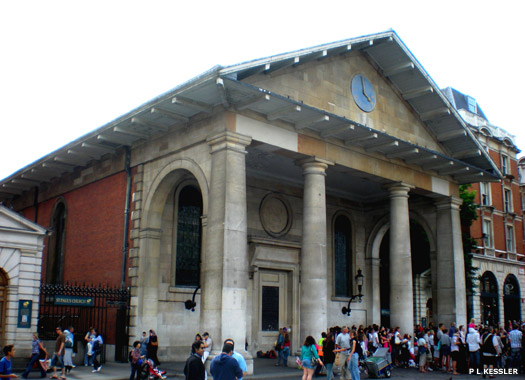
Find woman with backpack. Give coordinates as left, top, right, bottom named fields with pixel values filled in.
left=417, top=332, right=428, bottom=373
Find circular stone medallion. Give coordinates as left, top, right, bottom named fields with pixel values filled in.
left=259, top=193, right=292, bottom=238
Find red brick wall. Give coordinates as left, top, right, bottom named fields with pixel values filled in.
left=23, top=172, right=127, bottom=286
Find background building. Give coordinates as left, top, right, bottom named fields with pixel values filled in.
left=443, top=87, right=525, bottom=327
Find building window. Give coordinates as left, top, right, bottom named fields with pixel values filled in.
left=482, top=219, right=493, bottom=248
left=174, top=185, right=203, bottom=287
left=506, top=225, right=515, bottom=252
left=334, top=215, right=353, bottom=297
left=480, top=182, right=491, bottom=206
left=480, top=271, right=499, bottom=326
left=501, top=155, right=509, bottom=175
left=467, top=96, right=477, bottom=114
left=46, top=200, right=67, bottom=284
left=504, top=189, right=512, bottom=213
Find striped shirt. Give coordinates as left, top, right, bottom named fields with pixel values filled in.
left=508, top=329, right=522, bottom=349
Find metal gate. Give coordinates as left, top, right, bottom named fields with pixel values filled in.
left=38, top=283, right=130, bottom=362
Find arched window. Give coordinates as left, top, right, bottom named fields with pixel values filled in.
left=46, top=201, right=66, bottom=284
left=480, top=271, right=499, bottom=326
left=504, top=274, right=521, bottom=323
left=174, top=185, right=203, bottom=287
left=334, top=214, right=353, bottom=297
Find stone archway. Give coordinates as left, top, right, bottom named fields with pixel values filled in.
left=503, top=274, right=521, bottom=324
left=480, top=271, right=499, bottom=326
left=367, top=212, right=436, bottom=327
left=132, top=158, right=209, bottom=342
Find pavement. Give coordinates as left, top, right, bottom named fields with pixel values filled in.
left=19, top=360, right=522, bottom=380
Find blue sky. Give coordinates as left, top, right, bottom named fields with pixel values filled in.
left=1, top=1, right=522, bottom=180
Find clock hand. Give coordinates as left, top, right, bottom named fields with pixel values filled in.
left=361, top=76, right=372, bottom=102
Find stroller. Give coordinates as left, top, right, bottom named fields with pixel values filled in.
left=138, top=359, right=167, bottom=380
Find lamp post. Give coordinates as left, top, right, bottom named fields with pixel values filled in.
left=341, top=269, right=364, bottom=316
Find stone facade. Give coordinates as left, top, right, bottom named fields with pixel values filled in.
left=0, top=205, right=46, bottom=354
left=0, top=32, right=504, bottom=371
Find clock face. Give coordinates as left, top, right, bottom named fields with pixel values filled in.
left=351, top=74, right=376, bottom=112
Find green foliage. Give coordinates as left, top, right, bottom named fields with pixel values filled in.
left=459, top=184, right=480, bottom=293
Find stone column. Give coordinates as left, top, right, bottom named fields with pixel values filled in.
left=435, top=197, right=467, bottom=327
left=202, top=131, right=252, bottom=353
left=299, top=157, right=333, bottom=340
left=366, top=257, right=381, bottom=325
left=387, top=183, right=414, bottom=335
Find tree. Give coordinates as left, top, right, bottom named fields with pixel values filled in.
left=459, top=184, right=480, bottom=320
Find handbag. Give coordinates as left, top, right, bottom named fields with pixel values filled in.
left=310, top=346, right=319, bottom=366
left=334, top=352, right=341, bottom=367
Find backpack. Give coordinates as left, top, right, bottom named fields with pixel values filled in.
left=65, top=333, right=73, bottom=348
left=353, top=339, right=363, bottom=359
left=129, top=350, right=133, bottom=363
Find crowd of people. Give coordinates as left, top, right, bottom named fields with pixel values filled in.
left=297, top=319, right=524, bottom=380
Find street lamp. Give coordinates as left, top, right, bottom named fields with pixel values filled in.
left=341, top=268, right=364, bottom=316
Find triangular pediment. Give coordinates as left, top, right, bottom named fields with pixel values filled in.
left=240, top=50, right=445, bottom=155
left=0, top=205, right=47, bottom=235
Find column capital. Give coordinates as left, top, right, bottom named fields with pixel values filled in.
left=297, top=156, right=334, bottom=176
left=434, top=196, right=463, bottom=210
left=206, top=131, right=252, bottom=154
left=384, top=182, right=414, bottom=198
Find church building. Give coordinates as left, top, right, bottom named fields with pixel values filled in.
left=0, top=31, right=503, bottom=368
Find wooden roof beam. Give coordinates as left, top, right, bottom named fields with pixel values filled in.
left=236, top=94, right=270, bottom=111
left=365, top=140, right=399, bottom=152
left=383, top=61, right=415, bottom=77
left=216, top=78, right=230, bottom=108
left=296, top=115, right=329, bottom=130
left=386, top=147, right=419, bottom=159
left=403, top=86, right=434, bottom=100
left=81, top=142, right=115, bottom=155
left=437, top=129, right=467, bottom=142
left=454, top=149, right=481, bottom=160
left=439, top=166, right=470, bottom=176
left=267, top=105, right=301, bottom=121
left=172, top=96, right=213, bottom=113
left=320, top=124, right=354, bottom=138
left=0, top=185, right=22, bottom=194
left=423, top=160, right=454, bottom=171
left=131, top=117, right=168, bottom=132
left=345, top=132, right=377, bottom=146
left=405, top=154, right=437, bottom=165
left=420, top=107, right=450, bottom=121
left=151, top=107, right=189, bottom=123
left=113, top=126, right=149, bottom=139
left=97, top=134, right=134, bottom=145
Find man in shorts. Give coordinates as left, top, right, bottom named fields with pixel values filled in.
left=50, top=327, right=66, bottom=379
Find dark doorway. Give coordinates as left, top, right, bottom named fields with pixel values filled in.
left=503, top=274, right=521, bottom=324
left=480, top=272, right=499, bottom=326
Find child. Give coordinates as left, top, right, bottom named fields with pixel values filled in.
left=0, top=345, right=18, bottom=378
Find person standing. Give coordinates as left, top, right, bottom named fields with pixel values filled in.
left=139, top=331, right=149, bottom=358
left=184, top=341, right=206, bottom=380
left=300, top=336, right=321, bottom=380
left=480, top=326, right=498, bottom=377
left=147, top=330, right=160, bottom=366
left=83, top=327, right=95, bottom=366
left=201, top=332, right=213, bottom=365
left=349, top=330, right=362, bottom=380
left=508, top=323, right=522, bottom=371
left=322, top=332, right=336, bottom=380
left=0, top=345, right=18, bottom=378
left=417, top=332, right=428, bottom=373
left=50, top=327, right=66, bottom=380
left=210, top=342, right=242, bottom=380
left=22, top=333, right=46, bottom=379
left=63, top=326, right=74, bottom=374
left=275, top=328, right=284, bottom=366
left=466, top=326, right=481, bottom=373
left=334, top=327, right=351, bottom=380
left=223, top=339, right=247, bottom=380
left=129, top=341, right=144, bottom=380
left=91, top=329, right=103, bottom=373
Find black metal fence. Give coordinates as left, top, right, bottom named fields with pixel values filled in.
left=38, top=283, right=130, bottom=362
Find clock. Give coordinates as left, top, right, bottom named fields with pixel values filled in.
left=351, top=74, right=376, bottom=112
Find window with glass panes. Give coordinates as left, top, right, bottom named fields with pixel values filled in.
left=502, top=155, right=509, bottom=174
left=504, top=189, right=512, bottom=213
left=480, top=182, right=490, bottom=206
left=483, top=219, right=493, bottom=248
left=506, top=225, right=515, bottom=252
